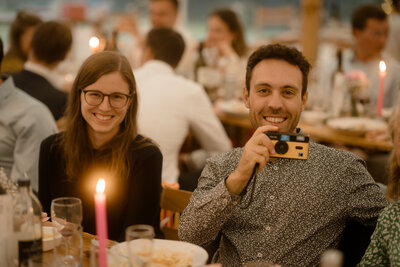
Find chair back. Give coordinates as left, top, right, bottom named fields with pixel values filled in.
left=160, top=187, right=192, bottom=240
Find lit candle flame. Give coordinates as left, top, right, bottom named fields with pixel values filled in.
left=89, top=36, right=100, bottom=49
left=379, top=60, right=386, bottom=73
left=96, top=179, right=105, bottom=194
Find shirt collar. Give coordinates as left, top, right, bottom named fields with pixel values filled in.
left=0, top=76, right=16, bottom=101
left=24, top=61, right=62, bottom=88
left=140, top=60, right=175, bottom=75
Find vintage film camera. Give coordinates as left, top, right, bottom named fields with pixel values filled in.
left=266, top=132, right=310, bottom=160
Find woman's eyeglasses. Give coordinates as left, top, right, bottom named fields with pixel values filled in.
left=82, top=90, right=131, bottom=108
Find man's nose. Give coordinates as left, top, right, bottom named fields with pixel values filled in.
left=267, top=91, right=284, bottom=110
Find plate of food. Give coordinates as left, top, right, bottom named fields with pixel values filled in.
left=217, top=99, right=249, bottom=117
left=110, top=239, right=208, bottom=267
left=326, top=117, right=388, bottom=136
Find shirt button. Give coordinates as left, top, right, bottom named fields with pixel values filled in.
left=273, top=166, right=279, bottom=171
left=269, top=195, right=275, bottom=200
left=257, top=252, right=263, bottom=258
left=265, top=225, right=271, bottom=231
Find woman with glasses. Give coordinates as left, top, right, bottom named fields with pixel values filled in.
left=38, top=51, right=163, bottom=241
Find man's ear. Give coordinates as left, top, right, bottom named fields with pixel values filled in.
left=243, top=87, right=250, bottom=108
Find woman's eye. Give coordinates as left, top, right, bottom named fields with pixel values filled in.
left=89, top=92, right=102, bottom=98
left=111, top=94, right=124, bottom=100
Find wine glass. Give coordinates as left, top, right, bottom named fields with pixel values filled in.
left=51, top=197, right=83, bottom=266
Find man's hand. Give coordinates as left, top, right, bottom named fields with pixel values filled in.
left=226, top=125, right=278, bottom=195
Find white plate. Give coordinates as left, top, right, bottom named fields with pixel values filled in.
left=110, top=239, right=208, bottom=267
left=326, top=117, right=387, bottom=136
left=218, top=99, right=249, bottom=117
left=42, top=226, right=62, bottom=251
left=300, top=110, right=329, bottom=124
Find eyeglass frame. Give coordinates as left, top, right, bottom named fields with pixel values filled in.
left=81, top=89, right=132, bottom=109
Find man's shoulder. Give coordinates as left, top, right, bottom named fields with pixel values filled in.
left=13, top=69, right=65, bottom=95
left=208, top=147, right=243, bottom=165
left=308, top=142, right=363, bottom=165
left=4, top=83, right=54, bottom=115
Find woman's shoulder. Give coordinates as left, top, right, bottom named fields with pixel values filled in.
left=130, top=135, right=162, bottom=158
left=41, top=132, right=63, bottom=148
left=379, top=198, right=400, bottom=221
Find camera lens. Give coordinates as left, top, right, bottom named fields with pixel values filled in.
left=275, top=141, right=289, bottom=154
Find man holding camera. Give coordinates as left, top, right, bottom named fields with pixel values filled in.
left=179, top=44, right=387, bottom=266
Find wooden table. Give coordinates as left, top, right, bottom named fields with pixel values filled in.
left=42, top=230, right=117, bottom=266
left=217, top=112, right=393, bottom=152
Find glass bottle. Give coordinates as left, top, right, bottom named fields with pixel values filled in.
left=331, top=48, right=346, bottom=117
left=10, top=179, right=43, bottom=266
left=194, top=42, right=207, bottom=83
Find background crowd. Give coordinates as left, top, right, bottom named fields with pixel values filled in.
left=1, top=0, right=400, bottom=266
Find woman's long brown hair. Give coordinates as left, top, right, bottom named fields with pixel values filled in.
left=60, top=51, right=147, bottom=181
left=386, top=95, right=400, bottom=201
left=211, top=9, right=247, bottom=57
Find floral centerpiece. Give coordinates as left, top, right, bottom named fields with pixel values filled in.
left=343, top=70, right=370, bottom=116
left=0, top=168, right=18, bottom=195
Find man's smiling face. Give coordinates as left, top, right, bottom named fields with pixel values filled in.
left=243, top=59, right=308, bottom=133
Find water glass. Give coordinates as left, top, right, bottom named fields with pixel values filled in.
left=90, top=239, right=130, bottom=267
left=52, top=224, right=83, bottom=267
left=125, top=225, right=155, bottom=267
left=50, top=197, right=83, bottom=267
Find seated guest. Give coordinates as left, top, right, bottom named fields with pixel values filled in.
left=13, top=21, right=71, bottom=120
left=113, top=0, right=197, bottom=78
left=38, top=51, right=163, bottom=241
left=204, top=8, right=247, bottom=61
left=320, top=4, right=400, bottom=114
left=358, top=96, right=400, bottom=266
left=195, top=8, right=248, bottom=99
left=0, top=37, right=57, bottom=192
left=1, top=11, right=42, bottom=74
left=134, top=28, right=232, bottom=190
left=179, top=44, right=388, bottom=266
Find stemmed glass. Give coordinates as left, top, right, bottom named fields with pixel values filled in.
left=51, top=197, right=83, bottom=266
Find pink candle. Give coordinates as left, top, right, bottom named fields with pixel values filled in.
left=376, top=60, right=386, bottom=116
left=95, top=179, right=108, bottom=267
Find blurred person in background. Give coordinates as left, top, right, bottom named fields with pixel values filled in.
left=385, top=0, right=400, bottom=61
left=195, top=8, right=248, bottom=100
left=320, top=4, right=400, bottom=114
left=135, top=28, right=231, bottom=191
left=12, top=21, right=71, bottom=121
left=38, top=51, right=163, bottom=241
left=0, top=37, right=57, bottom=192
left=349, top=4, right=400, bottom=110
left=204, top=8, right=247, bottom=61
left=1, top=11, right=42, bottom=74
left=358, top=95, right=400, bottom=266
left=114, top=0, right=197, bottom=78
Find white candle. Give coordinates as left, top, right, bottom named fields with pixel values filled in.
left=377, top=60, right=386, bottom=116
left=95, top=179, right=108, bottom=267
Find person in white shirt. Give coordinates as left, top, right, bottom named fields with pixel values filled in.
left=135, top=28, right=232, bottom=190
left=0, top=38, right=58, bottom=192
